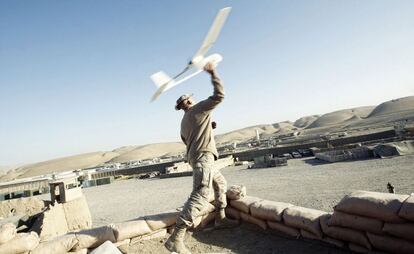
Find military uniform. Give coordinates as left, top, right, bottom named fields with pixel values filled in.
left=176, top=75, right=226, bottom=229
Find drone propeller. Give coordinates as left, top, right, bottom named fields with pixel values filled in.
left=171, top=64, right=191, bottom=81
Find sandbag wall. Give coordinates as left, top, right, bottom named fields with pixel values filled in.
left=0, top=197, right=46, bottom=218
left=0, top=223, right=39, bottom=254
left=7, top=186, right=413, bottom=254
left=226, top=189, right=414, bottom=254
left=23, top=201, right=217, bottom=253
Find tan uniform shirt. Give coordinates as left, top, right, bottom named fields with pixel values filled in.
left=180, top=75, right=225, bottom=164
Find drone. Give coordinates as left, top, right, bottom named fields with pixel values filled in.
left=150, top=7, right=232, bottom=102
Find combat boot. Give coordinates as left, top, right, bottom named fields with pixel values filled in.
left=214, top=209, right=239, bottom=229
left=165, top=227, right=191, bottom=254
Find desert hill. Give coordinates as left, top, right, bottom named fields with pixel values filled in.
left=0, top=152, right=119, bottom=182
left=368, top=96, right=414, bottom=117
left=2, top=95, right=414, bottom=181
left=0, top=166, right=9, bottom=176
left=293, top=115, right=320, bottom=128
left=109, top=143, right=185, bottom=163
left=215, top=121, right=297, bottom=145
left=0, top=143, right=186, bottom=182
left=306, top=106, right=374, bottom=129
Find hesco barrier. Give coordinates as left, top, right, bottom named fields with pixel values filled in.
left=227, top=129, right=396, bottom=161
left=315, top=146, right=374, bottom=163
left=160, top=156, right=234, bottom=179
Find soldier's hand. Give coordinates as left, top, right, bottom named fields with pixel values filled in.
left=204, top=62, right=216, bottom=75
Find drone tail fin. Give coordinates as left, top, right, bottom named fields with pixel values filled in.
left=150, top=71, right=173, bottom=88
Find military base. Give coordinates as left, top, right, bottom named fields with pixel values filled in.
left=1, top=95, right=414, bottom=253
left=1, top=1, right=414, bottom=254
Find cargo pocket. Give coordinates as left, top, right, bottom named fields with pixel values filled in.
left=200, top=167, right=211, bottom=187
left=193, top=157, right=212, bottom=201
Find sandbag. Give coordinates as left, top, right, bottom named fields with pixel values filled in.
left=112, top=219, right=151, bottom=242
left=382, top=222, right=414, bottom=241
left=114, top=238, right=130, bottom=247
left=0, top=223, right=16, bottom=244
left=267, top=221, right=300, bottom=238
left=73, top=225, right=116, bottom=251
left=130, top=229, right=166, bottom=243
left=89, top=240, right=122, bottom=254
left=283, top=206, right=326, bottom=238
left=300, top=229, right=321, bottom=240
left=68, top=249, right=88, bottom=254
left=240, top=212, right=267, bottom=230
left=320, top=214, right=371, bottom=249
left=0, top=232, right=39, bottom=254
left=230, top=196, right=262, bottom=214
left=144, top=210, right=180, bottom=231
left=250, top=200, right=293, bottom=222
left=322, top=237, right=345, bottom=248
left=367, top=232, right=414, bottom=254
left=398, top=194, right=414, bottom=221
left=114, top=239, right=130, bottom=254
left=31, top=234, right=78, bottom=254
left=226, top=185, right=246, bottom=200
left=334, top=191, right=408, bottom=223
left=328, top=210, right=383, bottom=234
left=348, top=243, right=369, bottom=253
left=225, top=207, right=240, bottom=220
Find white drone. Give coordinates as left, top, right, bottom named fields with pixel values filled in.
left=150, top=7, right=232, bottom=102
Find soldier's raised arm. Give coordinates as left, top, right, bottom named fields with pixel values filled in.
left=196, top=63, right=225, bottom=112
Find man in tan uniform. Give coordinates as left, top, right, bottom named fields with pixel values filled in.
left=165, top=63, right=237, bottom=253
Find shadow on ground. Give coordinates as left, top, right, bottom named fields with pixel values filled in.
left=190, top=223, right=352, bottom=254
left=303, top=158, right=328, bottom=166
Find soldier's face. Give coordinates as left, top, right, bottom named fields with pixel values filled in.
left=182, top=98, right=195, bottom=111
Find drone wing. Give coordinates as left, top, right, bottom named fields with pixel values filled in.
left=192, top=7, right=232, bottom=60
left=150, top=68, right=204, bottom=102
left=151, top=71, right=172, bottom=88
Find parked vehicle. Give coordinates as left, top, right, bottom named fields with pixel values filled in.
left=291, top=152, right=302, bottom=158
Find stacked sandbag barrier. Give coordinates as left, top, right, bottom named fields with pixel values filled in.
left=26, top=201, right=218, bottom=253
left=0, top=223, right=39, bottom=254
left=226, top=187, right=414, bottom=254
left=13, top=187, right=414, bottom=253
left=327, top=191, right=414, bottom=253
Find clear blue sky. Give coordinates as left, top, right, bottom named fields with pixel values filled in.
left=1, top=1, right=413, bottom=166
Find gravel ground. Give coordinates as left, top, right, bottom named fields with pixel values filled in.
left=82, top=155, right=414, bottom=254
left=84, top=155, right=414, bottom=227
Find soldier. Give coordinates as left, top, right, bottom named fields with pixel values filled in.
left=165, top=63, right=237, bottom=253
left=387, top=182, right=395, bottom=193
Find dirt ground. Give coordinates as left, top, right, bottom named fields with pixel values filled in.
left=83, top=155, right=414, bottom=226
left=80, top=155, right=414, bottom=253
left=127, top=224, right=353, bottom=254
